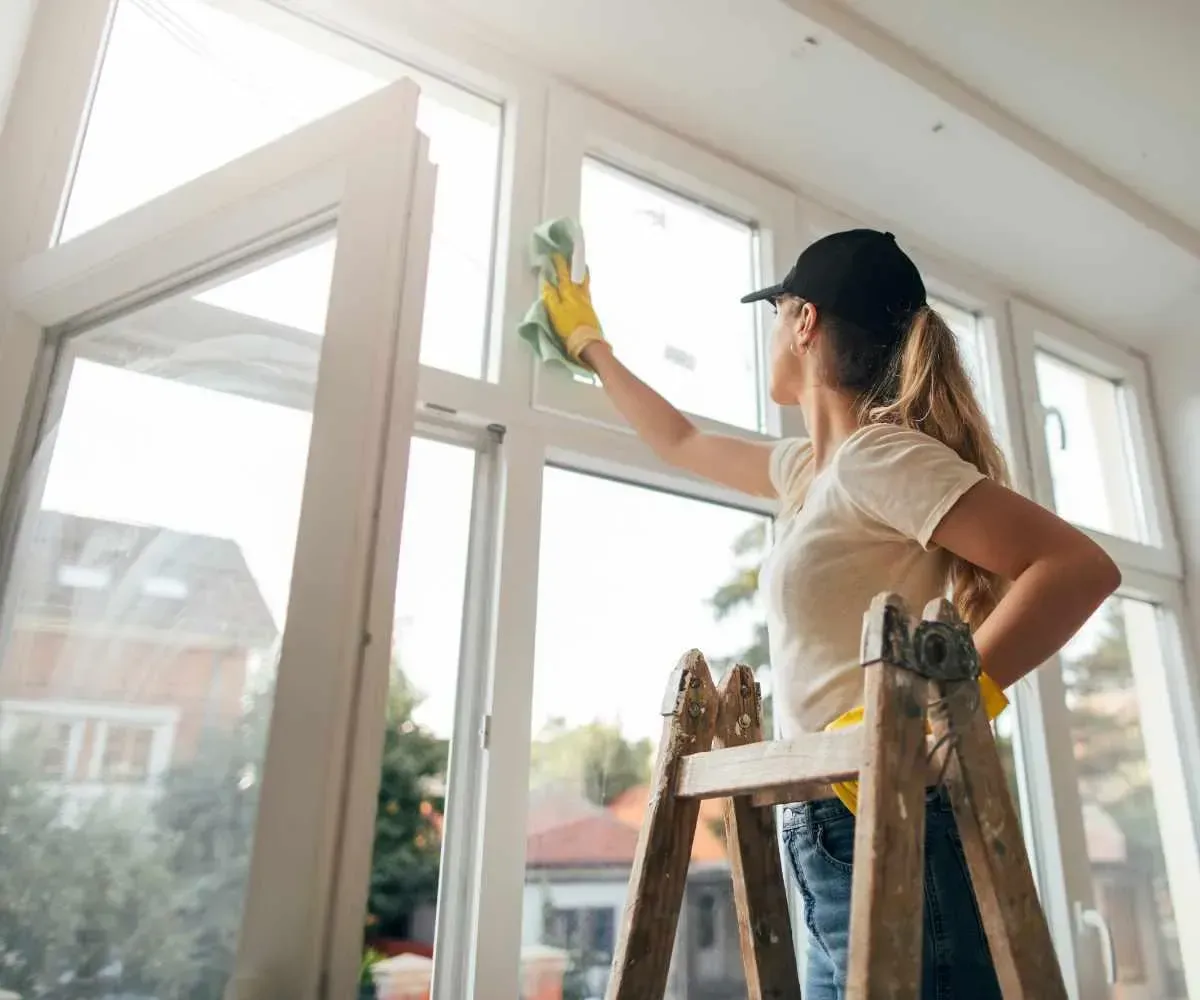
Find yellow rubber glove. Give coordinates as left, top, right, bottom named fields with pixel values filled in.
left=540, top=254, right=606, bottom=362
left=826, top=673, right=1009, bottom=814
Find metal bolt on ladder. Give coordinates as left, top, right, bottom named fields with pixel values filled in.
left=605, top=591, right=1069, bottom=1000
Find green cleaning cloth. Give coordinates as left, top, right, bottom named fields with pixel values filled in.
left=516, top=217, right=594, bottom=379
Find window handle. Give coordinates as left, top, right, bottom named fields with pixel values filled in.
left=1074, top=901, right=1116, bottom=985
left=1043, top=405, right=1068, bottom=451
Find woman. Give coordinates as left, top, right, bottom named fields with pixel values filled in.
left=541, top=228, right=1120, bottom=998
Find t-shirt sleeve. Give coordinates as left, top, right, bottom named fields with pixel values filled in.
left=769, top=437, right=812, bottom=501
left=835, top=425, right=986, bottom=547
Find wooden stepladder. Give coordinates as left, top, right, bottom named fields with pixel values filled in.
left=606, top=592, right=1069, bottom=1000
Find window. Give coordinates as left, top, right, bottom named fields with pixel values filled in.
left=0, top=240, right=333, bottom=998
left=580, top=159, right=763, bottom=430
left=8, top=716, right=74, bottom=778
left=141, top=575, right=189, bottom=600
left=40, top=722, right=73, bottom=777
left=363, top=437, right=475, bottom=954
left=523, top=468, right=766, bottom=999
left=544, top=907, right=616, bottom=958
left=100, top=723, right=155, bottom=782
left=934, top=297, right=994, bottom=424
left=61, top=0, right=501, bottom=378
left=56, top=564, right=112, bottom=589
left=1060, top=597, right=1190, bottom=997
left=1034, top=352, right=1146, bottom=541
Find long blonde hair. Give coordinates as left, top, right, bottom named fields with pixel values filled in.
left=825, top=304, right=1009, bottom=629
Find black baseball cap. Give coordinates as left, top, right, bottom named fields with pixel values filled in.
left=741, top=229, right=926, bottom=338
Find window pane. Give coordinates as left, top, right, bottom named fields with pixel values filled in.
left=1060, top=598, right=1192, bottom=997
left=362, top=438, right=475, bottom=988
left=934, top=297, right=994, bottom=425
left=62, top=0, right=500, bottom=378
left=993, top=711, right=1023, bottom=826
left=1034, top=353, right=1146, bottom=540
left=523, top=469, right=768, bottom=999
left=0, top=242, right=332, bottom=998
left=581, top=159, right=762, bottom=431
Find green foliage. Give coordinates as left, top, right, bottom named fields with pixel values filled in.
left=0, top=662, right=446, bottom=998
left=529, top=719, right=652, bottom=806
left=366, top=670, right=448, bottom=939
left=0, top=754, right=195, bottom=999
left=708, top=520, right=772, bottom=731
left=359, top=947, right=385, bottom=985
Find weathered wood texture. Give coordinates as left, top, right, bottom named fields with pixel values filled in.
left=677, top=728, right=864, bottom=799
left=715, top=666, right=802, bottom=1000
left=751, top=780, right=838, bottom=808
left=606, top=650, right=718, bottom=1000
left=845, top=659, right=930, bottom=1000
left=931, top=678, right=1069, bottom=1000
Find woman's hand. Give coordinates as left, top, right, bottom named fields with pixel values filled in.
left=539, top=254, right=775, bottom=498
left=541, top=254, right=606, bottom=362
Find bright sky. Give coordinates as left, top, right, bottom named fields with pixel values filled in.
left=32, top=0, right=1120, bottom=750
left=582, top=160, right=761, bottom=430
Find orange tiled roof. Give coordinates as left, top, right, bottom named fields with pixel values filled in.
left=608, top=785, right=729, bottom=863
left=525, top=785, right=730, bottom=869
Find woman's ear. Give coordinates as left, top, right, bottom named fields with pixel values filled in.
left=799, top=301, right=819, bottom=335
left=793, top=301, right=818, bottom=351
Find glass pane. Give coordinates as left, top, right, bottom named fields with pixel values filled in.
left=1034, top=352, right=1145, bottom=541
left=993, top=710, right=1023, bottom=824
left=1060, top=597, right=1192, bottom=997
left=523, top=469, right=769, bottom=999
left=62, top=0, right=500, bottom=378
left=933, top=297, right=993, bottom=425
left=361, top=438, right=475, bottom=988
left=581, top=159, right=762, bottom=431
left=0, top=242, right=333, bottom=998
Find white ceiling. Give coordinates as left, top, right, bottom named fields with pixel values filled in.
left=319, top=0, right=1200, bottom=346
left=830, top=0, right=1200, bottom=233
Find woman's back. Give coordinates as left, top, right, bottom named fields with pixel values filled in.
left=762, top=423, right=984, bottom=734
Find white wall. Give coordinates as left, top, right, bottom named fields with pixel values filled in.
left=0, top=0, right=39, bottom=133
left=1147, top=334, right=1200, bottom=652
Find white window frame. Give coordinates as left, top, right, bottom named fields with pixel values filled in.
left=1010, top=299, right=1181, bottom=577
left=4, top=4, right=1200, bottom=1000
left=1024, top=572, right=1200, bottom=1000
left=532, top=84, right=800, bottom=441
left=1007, top=299, right=1199, bottom=997
left=1, top=66, right=438, bottom=1000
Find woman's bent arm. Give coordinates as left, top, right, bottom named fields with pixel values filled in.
left=931, top=479, right=1121, bottom=688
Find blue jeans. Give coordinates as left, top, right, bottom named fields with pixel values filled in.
left=781, top=788, right=1002, bottom=1000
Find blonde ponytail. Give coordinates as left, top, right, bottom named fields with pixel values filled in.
left=864, top=306, right=1010, bottom=629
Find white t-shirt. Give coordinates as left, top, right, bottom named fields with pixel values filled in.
left=761, top=423, right=985, bottom=735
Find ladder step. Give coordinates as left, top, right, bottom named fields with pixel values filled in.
left=677, top=728, right=863, bottom=799
left=677, top=729, right=944, bottom=800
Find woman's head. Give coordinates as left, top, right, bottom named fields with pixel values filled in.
left=746, top=229, right=1010, bottom=628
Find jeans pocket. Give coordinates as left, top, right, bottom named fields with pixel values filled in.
left=813, top=815, right=855, bottom=879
